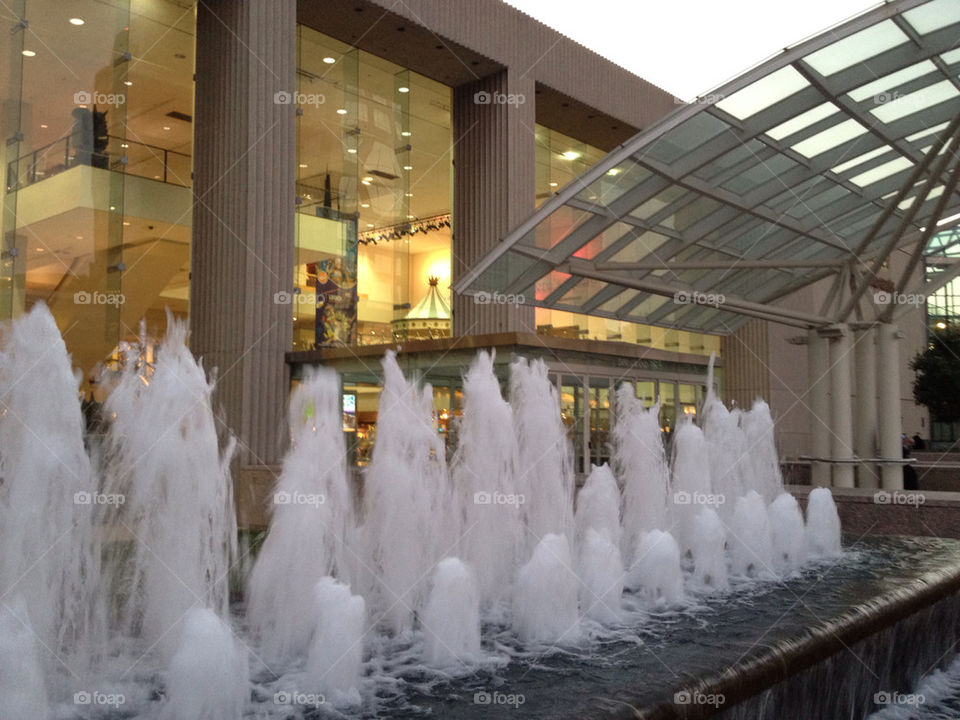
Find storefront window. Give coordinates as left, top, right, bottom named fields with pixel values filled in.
left=1, top=0, right=195, bottom=401
left=293, top=27, right=452, bottom=350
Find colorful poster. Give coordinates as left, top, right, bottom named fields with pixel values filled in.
left=315, top=223, right=358, bottom=346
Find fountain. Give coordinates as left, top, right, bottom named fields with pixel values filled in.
left=305, top=577, right=365, bottom=706
left=421, top=558, right=482, bottom=667
left=246, top=366, right=354, bottom=662
left=8, top=306, right=947, bottom=720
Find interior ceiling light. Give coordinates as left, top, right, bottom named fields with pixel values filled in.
left=346, top=148, right=357, bottom=154
left=124, top=81, right=133, bottom=86
left=336, top=108, right=347, bottom=115
left=561, top=151, right=581, bottom=161
left=549, top=182, right=558, bottom=187
left=398, top=86, right=410, bottom=93
left=401, top=131, right=411, bottom=137
left=69, top=17, right=85, bottom=26
left=322, top=56, right=335, bottom=64
left=607, top=168, right=621, bottom=176
left=21, top=50, right=36, bottom=57
left=403, top=165, right=413, bottom=171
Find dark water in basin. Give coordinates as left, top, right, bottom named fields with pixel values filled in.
left=267, top=535, right=960, bottom=720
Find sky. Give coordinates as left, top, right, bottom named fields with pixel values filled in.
left=504, top=0, right=881, bottom=100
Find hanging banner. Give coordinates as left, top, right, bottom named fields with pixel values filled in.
left=315, top=222, right=358, bottom=346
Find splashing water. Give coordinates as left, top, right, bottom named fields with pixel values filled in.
left=510, top=357, right=574, bottom=550
left=361, top=351, right=454, bottom=634
left=161, top=608, right=248, bottom=720
left=0, top=304, right=101, bottom=682
left=806, top=487, right=842, bottom=558
left=305, top=577, right=365, bottom=707
left=613, top=382, right=670, bottom=563
left=769, top=492, right=807, bottom=575
left=0, top=305, right=848, bottom=718
left=100, top=316, right=236, bottom=661
left=452, top=351, right=525, bottom=609
left=578, top=528, right=624, bottom=624
left=690, top=508, right=729, bottom=592
left=626, top=530, right=685, bottom=607
left=670, top=419, right=714, bottom=555
left=575, top=463, right=622, bottom=549
left=513, top=534, right=580, bottom=645
left=742, top=400, right=785, bottom=502
left=0, top=597, right=50, bottom=719
left=421, top=558, right=482, bottom=667
left=729, top=491, right=775, bottom=579
left=247, top=367, right=354, bottom=662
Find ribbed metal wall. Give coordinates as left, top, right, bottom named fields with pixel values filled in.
left=720, top=319, right=771, bottom=409
left=452, top=70, right=537, bottom=336
left=192, top=0, right=296, bottom=466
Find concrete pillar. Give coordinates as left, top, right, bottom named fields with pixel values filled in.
left=191, top=0, right=296, bottom=466
left=854, top=328, right=878, bottom=488
left=829, top=326, right=855, bottom=488
left=452, top=69, right=536, bottom=335
left=808, top=329, right=831, bottom=487
left=877, top=323, right=904, bottom=490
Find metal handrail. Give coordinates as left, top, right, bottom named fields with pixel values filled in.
left=6, top=134, right=191, bottom=192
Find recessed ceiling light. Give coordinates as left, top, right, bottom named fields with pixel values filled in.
left=124, top=80, right=133, bottom=86
left=75, top=235, right=83, bottom=240
left=121, top=143, right=129, bottom=148
left=346, top=148, right=357, bottom=154
left=407, top=214, right=415, bottom=219
left=21, top=50, right=36, bottom=57
left=401, top=131, right=411, bottom=137
left=366, top=223, right=374, bottom=228
left=561, top=151, right=580, bottom=161
left=360, top=203, right=370, bottom=208
left=69, top=17, right=85, bottom=25
left=549, top=182, right=558, bottom=187
left=336, top=108, right=347, bottom=115
left=162, top=126, right=170, bottom=131
left=40, top=123, right=47, bottom=128
left=122, top=221, right=131, bottom=226
left=322, top=56, right=336, bottom=64
left=299, top=163, right=308, bottom=168
left=405, top=192, right=413, bottom=197
left=361, top=177, right=372, bottom=185
left=403, top=165, right=412, bottom=170
left=936, top=321, right=947, bottom=329
left=398, top=86, right=409, bottom=93
left=607, top=168, right=621, bottom=176
left=35, top=247, right=44, bottom=253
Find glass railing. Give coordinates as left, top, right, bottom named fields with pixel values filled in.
left=5, top=134, right=191, bottom=192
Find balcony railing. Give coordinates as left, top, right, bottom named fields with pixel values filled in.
left=5, top=134, right=191, bottom=192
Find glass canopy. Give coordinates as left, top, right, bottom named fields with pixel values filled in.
left=454, top=0, right=960, bottom=334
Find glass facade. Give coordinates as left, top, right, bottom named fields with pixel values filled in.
left=1, top=0, right=195, bottom=401
left=1, top=5, right=716, bottom=465
left=532, top=124, right=721, bottom=357
left=924, top=227, right=960, bottom=444
left=292, top=27, right=452, bottom=350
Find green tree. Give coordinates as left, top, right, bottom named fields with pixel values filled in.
left=911, top=324, right=960, bottom=423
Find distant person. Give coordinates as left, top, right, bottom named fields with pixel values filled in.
left=902, top=446, right=919, bottom=491
left=912, top=433, right=926, bottom=450
left=71, top=107, right=94, bottom=166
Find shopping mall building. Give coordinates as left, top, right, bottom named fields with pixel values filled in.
left=2, top=0, right=959, bottom=521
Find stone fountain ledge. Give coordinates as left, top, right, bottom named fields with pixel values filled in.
left=789, top=484, right=960, bottom=540
left=593, top=537, right=960, bottom=720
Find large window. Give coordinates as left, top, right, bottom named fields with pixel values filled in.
left=1, top=0, right=195, bottom=400
left=293, top=27, right=453, bottom=350
left=533, top=124, right=721, bottom=358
